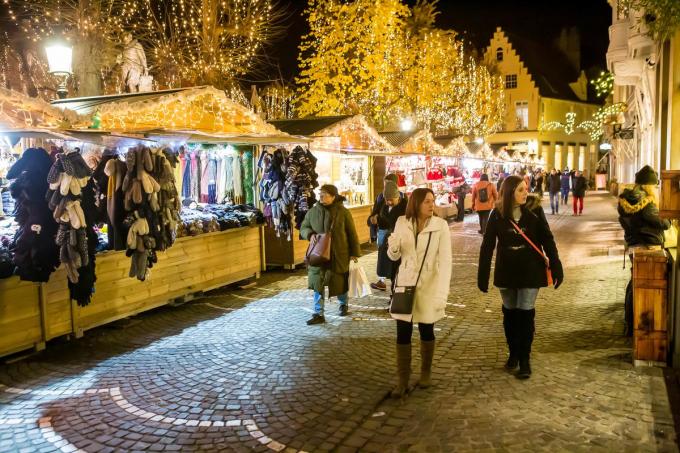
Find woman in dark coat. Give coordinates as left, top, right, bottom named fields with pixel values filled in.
left=618, top=165, right=670, bottom=336
left=370, top=181, right=407, bottom=291
left=300, top=184, right=361, bottom=325
left=478, top=176, right=563, bottom=379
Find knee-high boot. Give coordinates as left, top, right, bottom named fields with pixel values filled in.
left=516, top=309, right=535, bottom=379
left=418, top=340, right=435, bottom=388
left=391, top=344, right=412, bottom=398
left=502, top=306, right=518, bottom=370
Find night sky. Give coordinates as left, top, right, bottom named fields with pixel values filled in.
left=265, top=0, right=613, bottom=83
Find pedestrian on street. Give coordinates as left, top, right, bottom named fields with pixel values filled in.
left=547, top=169, right=561, bottom=214
left=618, top=165, right=670, bottom=336
left=478, top=176, right=563, bottom=379
left=452, top=182, right=469, bottom=222
left=571, top=170, right=587, bottom=216
left=533, top=170, right=544, bottom=199
left=472, top=174, right=498, bottom=234
left=368, top=174, right=399, bottom=242
left=301, top=184, right=361, bottom=325
left=369, top=181, right=408, bottom=291
left=387, top=188, right=452, bottom=397
left=560, top=170, right=571, bottom=205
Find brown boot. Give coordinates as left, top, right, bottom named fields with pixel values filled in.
left=391, top=344, right=411, bottom=398
left=418, top=340, right=435, bottom=388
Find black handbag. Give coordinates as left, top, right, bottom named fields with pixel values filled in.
left=389, top=231, right=432, bottom=315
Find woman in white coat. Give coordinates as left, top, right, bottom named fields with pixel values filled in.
left=387, top=188, right=452, bottom=398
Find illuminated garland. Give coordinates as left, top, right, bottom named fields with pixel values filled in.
left=539, top=102, right=627, bottom=141
left=590, top=71, right=614, bottom=98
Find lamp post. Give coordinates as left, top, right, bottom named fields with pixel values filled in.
left=45, top=40, right=73, bottom=99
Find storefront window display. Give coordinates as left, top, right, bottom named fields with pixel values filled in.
left=315, top=153, right=370, bottom=206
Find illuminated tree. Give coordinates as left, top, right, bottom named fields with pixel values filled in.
left=296, top=0, right=505, bottom=136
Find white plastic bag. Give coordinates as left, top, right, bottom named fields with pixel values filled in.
left=348, top=261, right=372, bottom=298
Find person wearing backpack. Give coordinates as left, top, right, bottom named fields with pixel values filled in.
left=472, top=174, right=498, bottom=234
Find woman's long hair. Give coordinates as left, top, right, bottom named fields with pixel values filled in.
left=497, top=175, right=524, bottom=219
left=405, top=188, right=435, bottom=220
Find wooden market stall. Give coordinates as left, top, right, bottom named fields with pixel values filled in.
left=265, top=115, right=396, bottom=269
left=0, top=86, right=299, bottom=359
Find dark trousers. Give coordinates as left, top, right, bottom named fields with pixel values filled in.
left=396, top=320, right=435, bottom=344
left=573, top=196, right=584, bottom=214
left=477, top=210, right=491, bottom=233
left=456, top=196, right=465, bottom=221
left=549, top=192, right=559, bottom=213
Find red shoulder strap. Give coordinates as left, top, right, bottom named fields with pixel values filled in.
left=510, top=220, right=549, bottom=264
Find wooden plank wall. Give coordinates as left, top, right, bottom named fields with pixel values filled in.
left=0, top=277, right=42, bottom=357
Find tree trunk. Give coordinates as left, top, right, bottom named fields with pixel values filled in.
left=73, top=40, right=102, bottom=97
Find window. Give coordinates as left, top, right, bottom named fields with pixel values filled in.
left=505, top=74, right=517, bottom=89
left=515, top=101, right=529, bottom=130
left=496, top=47, right=503, bottom=61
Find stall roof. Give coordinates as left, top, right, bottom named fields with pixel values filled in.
left=379, top=131, right=419, bottom=148
left=0, top=88, right=78, bottom=129
left=51, top=86, right=291, bottom=141
left=269, top=116, right=353, bottom=136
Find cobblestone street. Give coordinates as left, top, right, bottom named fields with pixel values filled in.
left=1, top=192, right=678, bottom=452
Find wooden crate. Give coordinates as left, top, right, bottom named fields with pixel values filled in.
left=634, top=331, right=668, bottom=364
left=660, top=170, right=680, bottom=218
left=0, top=277, right=43, bottom=357
left=632, top=248, right=669, bottom=363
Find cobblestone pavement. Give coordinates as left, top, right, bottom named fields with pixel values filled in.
left=0, top=192, right=678, bottom=452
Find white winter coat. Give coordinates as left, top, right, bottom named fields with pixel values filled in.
left=387, top=216, right=452, bottom=323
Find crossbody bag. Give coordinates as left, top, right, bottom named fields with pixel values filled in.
left=389, top=231, right=433, bottom=315
left=509, top=220, right=554, bottom=286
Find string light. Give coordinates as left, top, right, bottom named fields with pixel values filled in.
left=590, top=71, right=614, bottom=98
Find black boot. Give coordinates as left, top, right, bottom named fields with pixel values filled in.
left=624, top=279, right=633, bottom=337
left=515, top=309, right=535, bottom=379
left=502, top=306, right=518, bottom=370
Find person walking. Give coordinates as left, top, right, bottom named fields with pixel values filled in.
left=560, top=170, right=571, bottom=206
left=618, top=165, right=670, bottom=336
left=368, top=174, right=399, bottom=242
left=387, top=188, right=452, bottom=397
left=478, top=176, right=563, bottom=379
left=301, top=185, right=361, bottom=325
left=547, top=169, right=561, bottom=214
left=534, top=170, right=544, bottom=199
left=472, top=174, right=498, bottom=234
left=369, top=181, right=407, bottom=291
left=571, top=170, right=587, bottom=216
left=452, top=181, right=469, bottom=222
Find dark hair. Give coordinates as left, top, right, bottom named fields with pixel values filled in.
left=319, top=184, right=339, bottom=197
left=497, top=175, right=524, bottom=219
left=405, top=188, right=435, bottom=220
left=480, top=174, right=489, bottom=181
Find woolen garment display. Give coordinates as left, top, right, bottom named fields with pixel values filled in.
left=232, top=154, right=243, bottom=202
left=102, top=156, right=130, bottom=251
left=242, top=150, right=254, bottom=205
left=478, top=195, right=563, bottom=290
left=285, top=146, right=319, bottom=229
left=259, top=148, right=291, bottom=239
left=200, top=154, right=210, bottom=203
left=7, top=148, right=60, bottom=282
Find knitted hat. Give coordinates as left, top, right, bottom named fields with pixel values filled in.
left=384, top=173, right=398, bottom=183
left=383, top=181, right=399, bottom=199
left=635, top=165, right=658, bottom=185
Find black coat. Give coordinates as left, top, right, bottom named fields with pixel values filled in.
left=618, top=186, right=670, bottom=246
left=572, top=176, right=587, bottom=198
left=547, top=174, right=561, bottom=194
left=478, top=196, right=563, bottom=290
left=375, top=196, right=407, bottom=278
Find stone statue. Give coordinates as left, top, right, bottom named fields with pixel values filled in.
left=117, top=33, right=151, bottom=93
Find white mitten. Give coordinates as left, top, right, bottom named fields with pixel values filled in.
left=49, top=173, right=63, bottom=191
left=65, top=201, right=82, bottom=229
left=60, top=174, right=73, bottom=196
left=69, top=176, right=82, bottom=196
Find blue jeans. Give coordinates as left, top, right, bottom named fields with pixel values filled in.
left=549, top=192, right=559, bottom=213
left=560, top=188, right=569, bottom=204
left=314, top=291, right=348, bottom=315
left=377, top=229, right=389, bottom=246
left=499, top=288, right=539, bottom=310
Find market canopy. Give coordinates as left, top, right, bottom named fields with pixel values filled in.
left=378, top=129, right=444, bottom=155
left=0, top=88, right=77, bottom=130
left=51, top=86, right=293, bottom=141
left=270, top=115, right=395, bottom=154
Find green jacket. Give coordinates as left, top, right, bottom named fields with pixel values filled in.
left=300, top=198, right=361, bottom=297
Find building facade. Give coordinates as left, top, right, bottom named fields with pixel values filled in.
left=484, top=27, right=602, bottom=175
left=606, top=0, right=680, bottom=184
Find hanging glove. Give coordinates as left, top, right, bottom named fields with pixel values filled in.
left=49, top=173, right=63, bottom=191
left=65, top=201, right=86, bottom=230
left=150, top=192, right=160, bottom=212
left=131, top=180, right=143, bottom=204
left=60, top=174, right=73, bottom=196
left=68, top=175, right=82, bottom=196
left=47, top=160, right=62, bottom=185
left=142, top=146, right=153, bottom=172
left=140, top=172, right=160, bottom=194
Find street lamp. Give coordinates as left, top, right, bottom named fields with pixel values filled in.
left=400, top=118, right=413, bottom=132
left=45, top=40, right=73, bottom=99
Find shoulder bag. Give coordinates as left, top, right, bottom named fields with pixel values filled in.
left=510, top=220, right=553, bottom=286
left=389, top=231, right=433, bottom=315
left=305, top=214, right=335, bottom=266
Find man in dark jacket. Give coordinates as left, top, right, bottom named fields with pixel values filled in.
left=571, top=171, right=587, bottom=215
left=368, top=174, right=399, bottom=242
left=618, top=165, right=670, bottom=336
left=452, top=182, right=470, bottom=222
left=370, top=181, right=407, bottom=290
left=547, top=169, right=561, bottom=215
